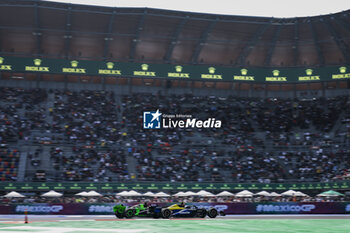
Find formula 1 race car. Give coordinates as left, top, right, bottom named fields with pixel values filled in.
left=160, top=203, right=219, bottom=218
left=113, top=203, right=163, bottom=219
left=113, top=203, right=221, bottom=219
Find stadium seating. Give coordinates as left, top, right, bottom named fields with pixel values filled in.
left=0, top=87, right=348, bottom=183
left=0, top=147, right=19, bottom=181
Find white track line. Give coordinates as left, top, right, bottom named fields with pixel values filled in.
left=1, top=226, right=147, bottom=233
left=59, top=220, right=95, bottom=222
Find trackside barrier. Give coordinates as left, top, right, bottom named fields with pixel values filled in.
left=0, top=202, right=350, bottom=215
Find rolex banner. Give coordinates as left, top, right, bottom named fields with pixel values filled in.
left=0, top=56, right=349, bottom=83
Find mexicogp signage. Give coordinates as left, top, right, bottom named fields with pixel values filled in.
left=0, top=56, right=349, bottom=83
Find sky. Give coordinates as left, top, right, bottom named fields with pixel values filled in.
left=46, top=0, right=350, bottom=18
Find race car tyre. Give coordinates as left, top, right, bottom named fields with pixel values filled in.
left=125, top=209, right=135, bottom=218
left=207, top=208, right=218, bottom=218
left=161, top=208, right=171, bottom=219
left=115, top=212, right=124, bottom=219
left=197, top=209, right=207, bottom=218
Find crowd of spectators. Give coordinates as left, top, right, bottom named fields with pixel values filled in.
left=50, top=89, right=122, bottom=146
left=123, top=93, right=350, bottom=183
left=51, top=146, right=128, bottom=182
left=0, top=88, right=47, bottom=144
left=0, top=87, right=349, bottom=183
left=134, top=148, right=206, bottom=182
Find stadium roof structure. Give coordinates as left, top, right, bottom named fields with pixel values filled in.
left=1, top=0, right=350, bottom=69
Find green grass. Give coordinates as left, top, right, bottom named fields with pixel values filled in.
left=0, top=219, right=350, bottom=233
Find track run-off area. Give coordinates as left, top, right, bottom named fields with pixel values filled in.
left=0, top=215, right=350, bottom=233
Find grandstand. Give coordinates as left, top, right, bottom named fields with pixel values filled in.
left=0, top=0, right=349, bottom=201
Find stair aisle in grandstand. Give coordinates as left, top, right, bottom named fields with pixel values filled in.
left=115, top=94, right=123, bottom=123
left=274, top=155, right=293, bottom=180
left=40, top=147, right=51, bottom=175
left=126, top=150, right=137, bottom=180
left=23, top=146, right=36, bottom=181
left=16, top=151, right=27, bottom=181
left=46, top=90, right=55, bottom=125
left=332, top=108, right=346, bottom=138
left=23, top=145, right=50, bottom=181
